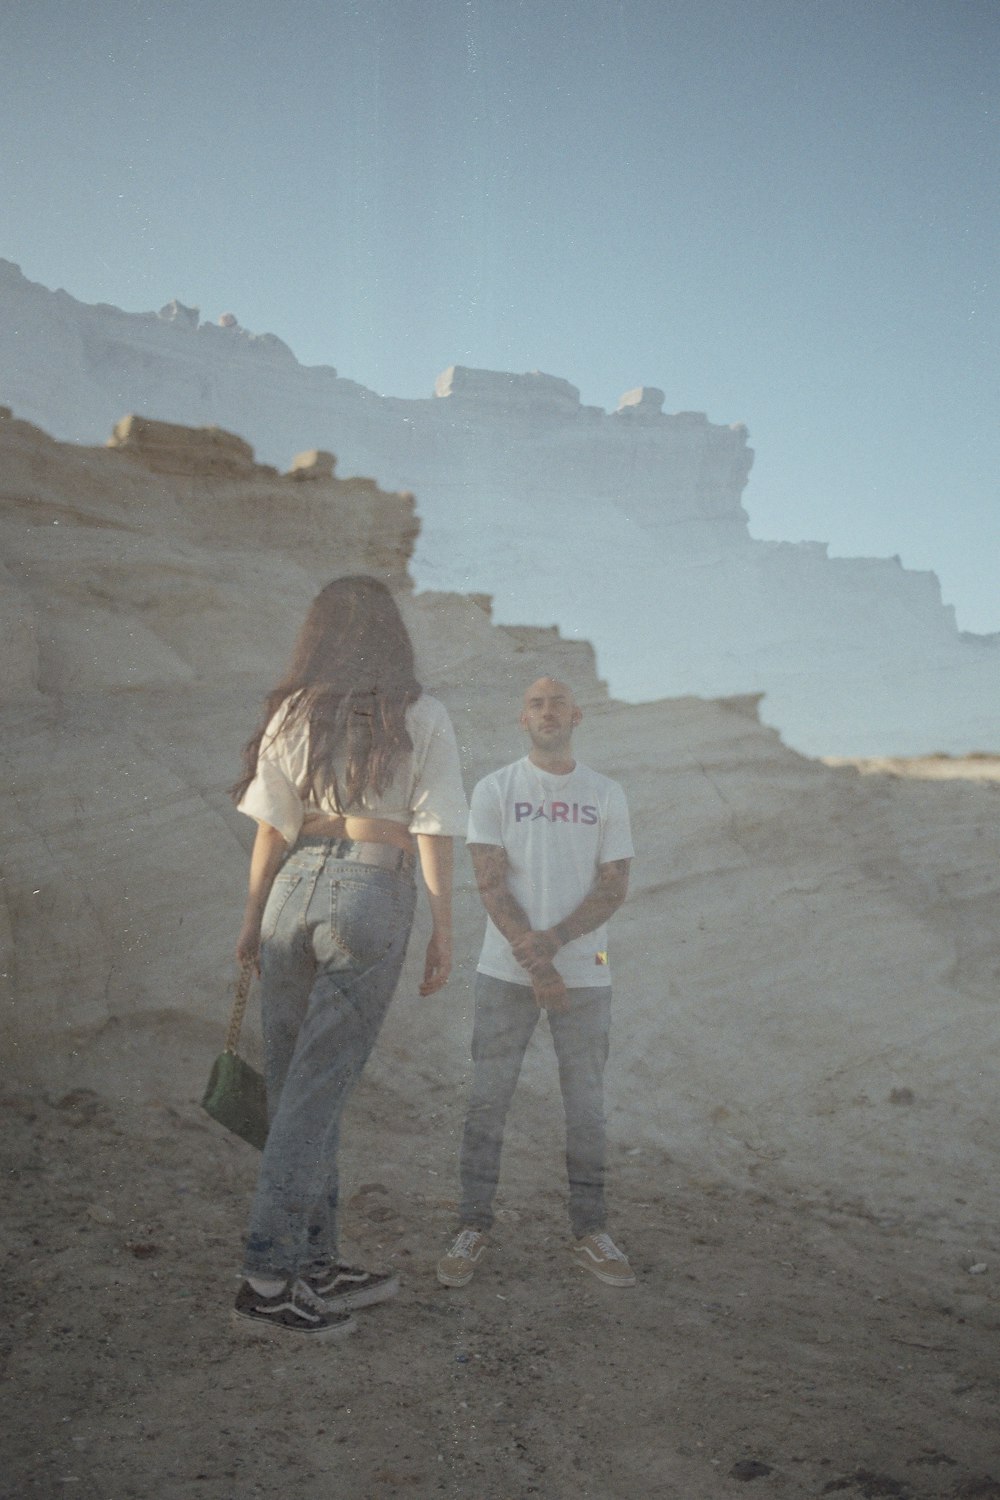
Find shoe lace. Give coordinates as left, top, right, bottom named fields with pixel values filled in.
left=451, top=1229, right=482, bottom=1259
left=588, top=1232, right=626, bottom=1262
left=292, top=1277, right=331, bottom=1314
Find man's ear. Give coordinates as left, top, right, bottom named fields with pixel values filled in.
left=572, top=706, right=583, bottom=727
left=518, top=709, right=529, bottom=730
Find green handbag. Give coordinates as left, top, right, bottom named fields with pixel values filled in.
left=201, top=960, right=269, bottom=1150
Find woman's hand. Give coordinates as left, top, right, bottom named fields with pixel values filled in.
left=419, top=929, right=452, bottom=996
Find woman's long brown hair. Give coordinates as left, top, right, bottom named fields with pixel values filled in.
left=231, top=576, right=422, bottom=811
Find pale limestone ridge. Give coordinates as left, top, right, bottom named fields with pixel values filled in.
left=3, top=257, right=998, bottom=754
left=1, top=410, right=998, bottom=1225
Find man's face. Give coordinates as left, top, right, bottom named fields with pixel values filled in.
left=519, top=678, right=581, bottom=754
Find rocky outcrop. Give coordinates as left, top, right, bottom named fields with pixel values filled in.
left=107, top=414, right=263, bottom=477
left=9, top=258, right=999, bottom=754
left=2, top=409, right=999, bottom=1225
left=615, top=385, right=665, bottom=414
left=0, top=410, right=605, bottom=1059
left=433, top=364, right=586, bottom=415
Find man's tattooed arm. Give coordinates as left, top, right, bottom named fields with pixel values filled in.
left=509, top=858, right=631, bottom=969
left=468, top=843, right=533, bottom=944
left=468, top=843, right=569, bottom=1011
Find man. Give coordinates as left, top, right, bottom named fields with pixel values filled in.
left=437, top=677, right=636, bottom=1289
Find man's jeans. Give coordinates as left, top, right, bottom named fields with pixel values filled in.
left=459, top=973, right=612, bottom=1239
left=242, top=838, right=416, bottom=1279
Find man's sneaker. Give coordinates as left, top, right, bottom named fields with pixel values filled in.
left=571, top=1231, right=637, bottom=1287
left=303, top=1262, right=400, bottom=1311
left=232, top=1277, right=358, bottom=1339
left=436, top=1228, right=489, bottom=1287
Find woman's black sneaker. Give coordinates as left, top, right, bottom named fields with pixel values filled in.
left=303, top=1263, right=400, bottom=1311
left=232, top=1278, right=358, bottom=1340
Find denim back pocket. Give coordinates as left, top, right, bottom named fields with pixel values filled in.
left=330, top=868, right=416, bottom=969
left=259, top=871, right=303, bottom=946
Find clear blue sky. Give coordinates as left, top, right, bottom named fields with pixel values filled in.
left=2, top=0, right=997, bottom=631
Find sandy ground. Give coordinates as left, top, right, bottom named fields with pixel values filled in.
left=3, top=1019, right=999, bottom=1500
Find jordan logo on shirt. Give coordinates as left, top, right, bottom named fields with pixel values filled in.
left=513, top=801, right=598, bottom=825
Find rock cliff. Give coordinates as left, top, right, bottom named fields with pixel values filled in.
left=4, top=258, right=998, bottom=754
left=2, top=408, right=998, bottom=1225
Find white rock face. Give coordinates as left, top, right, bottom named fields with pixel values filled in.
left=1, top=409, right=999, bottom=1223
left=2, top=257, right=997, bottom=754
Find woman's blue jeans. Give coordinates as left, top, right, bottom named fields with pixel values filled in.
left=242, top=838, right=416, bottom=1279
left=459, top=974, right=612, bottom=1239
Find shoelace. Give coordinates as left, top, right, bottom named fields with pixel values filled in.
left=451, top=1229, right=482, bottom=1259
left=588, top=1232, right=625, bottom=1262
left=292, top=1277, right=332, bottom=1314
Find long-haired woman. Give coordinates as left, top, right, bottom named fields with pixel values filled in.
left=230, top=575, right=467, bottom=1339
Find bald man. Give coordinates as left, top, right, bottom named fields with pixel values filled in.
left=437, top=678, right=636, bottom=1289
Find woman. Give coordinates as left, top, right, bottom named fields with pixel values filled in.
left=230, top=576, right=467, bottom=1340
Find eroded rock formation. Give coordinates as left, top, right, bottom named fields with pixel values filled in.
left=5, top=258, right=998, bottom=754
left=2, top=408, right=998, bottom=1225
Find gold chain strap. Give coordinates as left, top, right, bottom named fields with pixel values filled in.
left=224, top=957, right=256, bottom=1055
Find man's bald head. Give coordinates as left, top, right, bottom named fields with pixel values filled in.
left=522, top=676, right=577, bottom=712
left=519, top=677, right=582, bottom=764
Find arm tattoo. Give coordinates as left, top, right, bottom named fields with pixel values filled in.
left=553, top=858, right=631, bottom=946
left=468, top=843, right=533, bottom=943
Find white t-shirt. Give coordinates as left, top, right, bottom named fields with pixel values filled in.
left=467, top=756, right=634, bottom=988
left=238, top=692, right=468, bottom=846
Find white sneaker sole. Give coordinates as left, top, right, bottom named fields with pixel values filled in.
left=571, top=1252, right=637, bottom=1288
left=230, top=1308, right=359, bottom=1340
left=320, top=1274, right=400, bottom=1311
